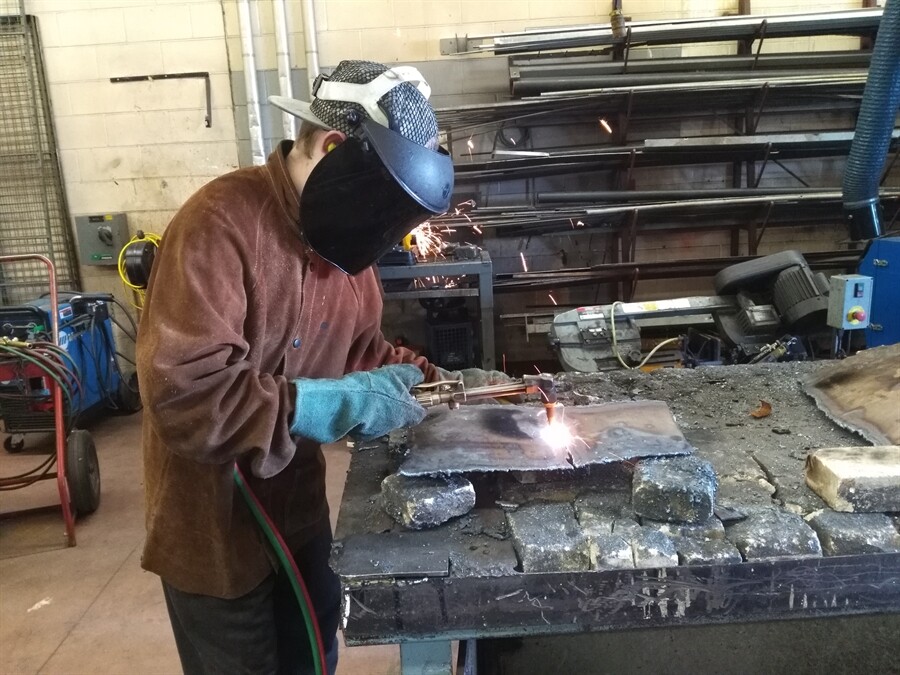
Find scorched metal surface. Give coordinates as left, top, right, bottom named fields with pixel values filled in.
left=399, top=401, right=693, bottom=476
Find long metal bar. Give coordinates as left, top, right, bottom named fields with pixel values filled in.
left=645, top=130, right=897, bottom=149
left=435, top=200, right=900, bottom=239
left=509, top=51, right=871, bottom=77
left=455, top=133, right=900, bottom=184
left=382, top=289, right=479, bottom=300
left=436, top=74, right=868, bottom=136
left=512, top=68, right=864, bottom=95
left=583, top=191, right=888, bottom=219
left=538, top=188, right=840, bottom=203
left=479, top=9, right=882, bottom=54
left=541, top=72, right=865, bottom=99
left=442, top=192, right=900, bottom=224
left=493, top=250, right=859, bottom=292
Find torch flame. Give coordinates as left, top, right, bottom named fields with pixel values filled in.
left=540, top=418, right=575, bottom=450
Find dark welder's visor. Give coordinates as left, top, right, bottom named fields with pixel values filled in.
left=300, top=116, right=454, bottom=276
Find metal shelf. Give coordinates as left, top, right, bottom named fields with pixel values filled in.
left=379, top=252, right=496, bottom=370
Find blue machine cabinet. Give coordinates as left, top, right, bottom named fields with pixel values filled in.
left=859, top=236, right=900, bottom=347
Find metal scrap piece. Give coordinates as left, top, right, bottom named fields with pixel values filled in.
left=804, top=343, right=900, bottom=445
left=400, top=401, right=692, bottom=476
left=380, top=473, right=475, bottom=530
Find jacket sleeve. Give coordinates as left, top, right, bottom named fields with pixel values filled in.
left=136, top=199, right=296, bottom=479
left=344, top=270, right=440, bottom=382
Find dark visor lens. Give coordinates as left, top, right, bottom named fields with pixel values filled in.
left=300, top=136, right=445, bottom=275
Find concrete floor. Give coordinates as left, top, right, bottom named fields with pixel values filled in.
left=0, top=412, right=399, bottom=675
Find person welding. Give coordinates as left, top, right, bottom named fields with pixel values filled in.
left=137, top=60, right=508, bottom=675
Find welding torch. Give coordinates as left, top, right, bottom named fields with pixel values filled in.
left=413, top=373, right=559, bottom=424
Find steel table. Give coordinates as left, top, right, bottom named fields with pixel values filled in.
left=332, top=363, right=900, bottom=674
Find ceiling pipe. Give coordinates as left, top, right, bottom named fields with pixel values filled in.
left=237, top=0, right=265, bottom=165
left=301, top=0, right=321, bottom=99
left=273, top=0, right=296, bottom=140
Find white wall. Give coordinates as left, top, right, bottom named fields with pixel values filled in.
left=28, top=0, right=239, bottom=301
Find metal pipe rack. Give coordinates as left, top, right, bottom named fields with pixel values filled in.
left=441, top=8, right=882, bottom=55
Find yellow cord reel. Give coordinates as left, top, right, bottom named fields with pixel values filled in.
left=118, top=231, right=160, bottom=309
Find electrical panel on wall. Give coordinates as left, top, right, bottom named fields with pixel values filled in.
left=73, top=213, right=129, bottom=266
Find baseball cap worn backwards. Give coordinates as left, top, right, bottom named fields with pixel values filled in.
left=268, top=60, right=454, bottom=276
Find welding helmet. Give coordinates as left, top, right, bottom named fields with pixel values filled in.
left=270, top=61, right=454, bottom=275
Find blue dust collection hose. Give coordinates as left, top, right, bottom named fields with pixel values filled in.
left=843, top=0, right=900, bottom=240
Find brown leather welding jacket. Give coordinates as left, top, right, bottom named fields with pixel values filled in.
left=137, top=140, right=438, bottom=599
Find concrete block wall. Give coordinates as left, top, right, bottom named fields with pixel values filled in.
left=28, top=0, right=239, bottom=314
left=22, top=0, right=891, bottom=366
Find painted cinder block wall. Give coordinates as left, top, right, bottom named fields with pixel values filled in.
left=24, top=0, right=892, bottom=364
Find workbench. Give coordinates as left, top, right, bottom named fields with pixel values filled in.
left=332, top=362, right=900, bottom=674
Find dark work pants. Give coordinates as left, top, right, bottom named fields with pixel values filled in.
left=162, top=526, right=340, bottom=675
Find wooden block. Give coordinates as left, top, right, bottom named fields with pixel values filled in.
left=805, top=446, right=900, bottom=512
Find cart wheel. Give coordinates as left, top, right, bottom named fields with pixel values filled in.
left=4, top=435, right=26, bottom=454
left=115, top=372, right=142, bottom=414
left=66, top=430, right=101, bottom=515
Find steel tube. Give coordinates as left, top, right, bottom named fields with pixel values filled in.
left=273, top=0, right=296, bottom=140
left=436, top=74, right=866, bottom=133
left=302, top=0, right=321, bottom=96
left=483, top=9, right=882, bottom=54
left=237, top=0, right=266, bottom=165
left=537, top=189, right=838, bottom=204
left=513, top=69, right=864, bottom=96
left=493, top=251, right=860, bottom=292
left=510, top=51, right=871, bottom=78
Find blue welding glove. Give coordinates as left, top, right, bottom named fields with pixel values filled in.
left=290, top=364, right=427, bottom=444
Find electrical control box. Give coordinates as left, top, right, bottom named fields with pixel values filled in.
left=74, top=212, right=129, bottom=266
left=826, top=274, right=873, bottom=330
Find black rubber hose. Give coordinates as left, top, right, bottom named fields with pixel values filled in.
left=843, top=0, right=900, bottom=240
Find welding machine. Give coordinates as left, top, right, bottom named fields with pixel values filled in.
left=0, top=293, right=139, bottom=450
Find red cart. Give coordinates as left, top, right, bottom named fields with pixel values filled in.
left=0, top=254, right=100, bottom=546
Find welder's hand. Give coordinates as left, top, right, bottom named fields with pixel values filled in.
left=290, top=365, right=427, bottom=443
left=436, top=367, right=514, bottom=389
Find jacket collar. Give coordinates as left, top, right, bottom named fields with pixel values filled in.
left=265, top=140, right=302, bottom=231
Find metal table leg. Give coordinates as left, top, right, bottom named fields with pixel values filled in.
left=477, top=254, right=495, bottom=370
left=400, top=640, right=453, bottom=675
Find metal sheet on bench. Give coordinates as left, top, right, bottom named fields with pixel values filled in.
left=400, top=401, right=692, bottom=476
